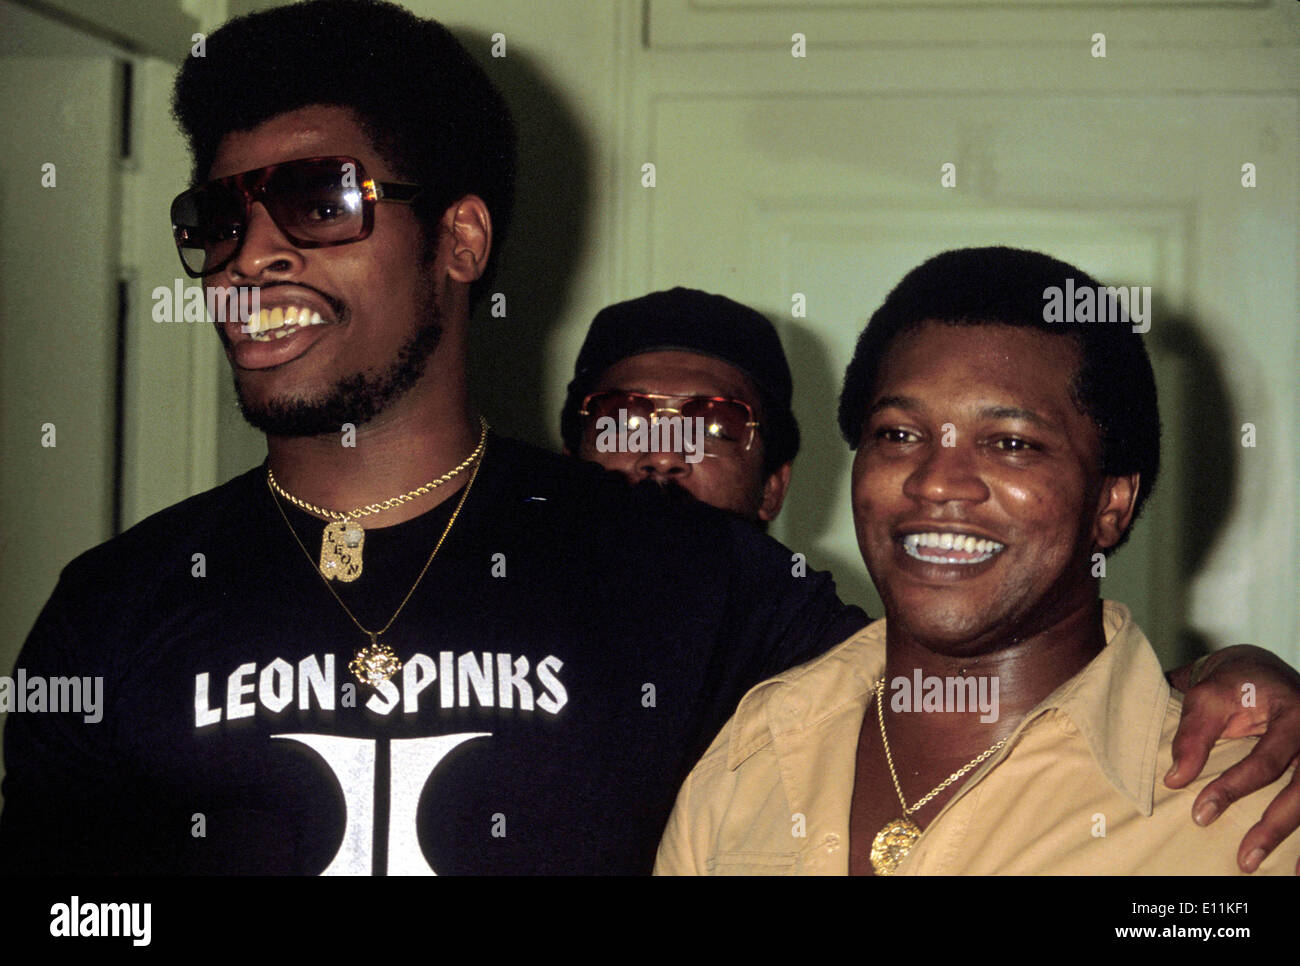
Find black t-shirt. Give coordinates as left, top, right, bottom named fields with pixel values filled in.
left=0, top=435, right=868, bottom=874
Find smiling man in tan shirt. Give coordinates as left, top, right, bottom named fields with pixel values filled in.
left=655, top=247, right=1300, bottom=876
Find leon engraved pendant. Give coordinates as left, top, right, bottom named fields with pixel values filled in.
left=870, top=817, right=922, bottom=876
left=350, top=634, right=402, bottom=686
left=319, top=520, right=365, bottom=582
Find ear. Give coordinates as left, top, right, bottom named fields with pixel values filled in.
left=1091, top=473, right=1140, bottom=551
left=441, top=195, right=492, bottom=284
left=757, top=462, right=794, bottom=523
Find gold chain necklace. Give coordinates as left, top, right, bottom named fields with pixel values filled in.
left=267, top=417, right=489, bottom=582
left=266, top=427, right=487, bottom=687
left=869, top=678, right=1007, bottom=876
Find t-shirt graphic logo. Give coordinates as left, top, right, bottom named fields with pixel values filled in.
left=274, top=732, right=489, bottom=875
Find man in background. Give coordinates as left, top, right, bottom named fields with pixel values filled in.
left=561, top=288, right=797, bottom=528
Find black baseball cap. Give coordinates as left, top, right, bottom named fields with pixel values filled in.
left=560, top=287, right=799, bottom=469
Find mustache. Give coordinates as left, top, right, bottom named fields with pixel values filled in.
left=210, top=281, right=347, bottom=348
left=247, top=281, right=346, bottom=318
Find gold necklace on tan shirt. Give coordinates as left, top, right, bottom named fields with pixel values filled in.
left=870, top=678, right=1008, bottom=875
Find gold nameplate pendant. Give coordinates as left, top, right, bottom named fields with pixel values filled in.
left=870, top=817, right=922, bottom=876
left=320, top=520, right=365, bottom=582
left=350, top=635, right=402, bottom=686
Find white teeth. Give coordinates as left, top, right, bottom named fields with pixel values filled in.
left=900, top=531, right=1005, bottom=565
left=247, top=306, right=329, bottom=342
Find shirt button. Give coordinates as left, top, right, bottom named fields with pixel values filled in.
left=823, top=834, right=840, bottom=853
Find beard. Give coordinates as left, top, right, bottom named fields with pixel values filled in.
left=233, top=299, right=444, bottom=438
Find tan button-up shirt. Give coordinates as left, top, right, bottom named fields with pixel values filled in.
left=655, top=602, right=1298, bottom=875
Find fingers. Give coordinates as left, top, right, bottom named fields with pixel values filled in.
left=1166, top=690, right=1226, bottom=789
left=1203, top=722, right=1299, bottom=804
left=1229, top=761, right=1300, bottom=873
left=1192, top=726, right=1299, bottom=867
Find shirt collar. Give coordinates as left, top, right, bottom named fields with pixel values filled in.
left=727, top=600, right=1170, bottom=815
left=1026, top=601, right=1170, bottom=815
left=726, top=621, right=885, bottom=768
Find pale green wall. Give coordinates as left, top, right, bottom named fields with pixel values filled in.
left=0, top=0, right=123, bottom=690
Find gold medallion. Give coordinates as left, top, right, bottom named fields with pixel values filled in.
left=870, top=817, right=922, bottom=876
left=349, top=635, right=402, bottom=686
left=266, top=418, right=489, bottom=689
left=320, top=519, right=365, bottom=582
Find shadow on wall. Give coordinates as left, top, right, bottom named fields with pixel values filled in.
left=778, top=319, right=881, bottom=615
left=463, top=30, right=592, bottom=448
left=1147, top=308, right=1239, bottom=666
